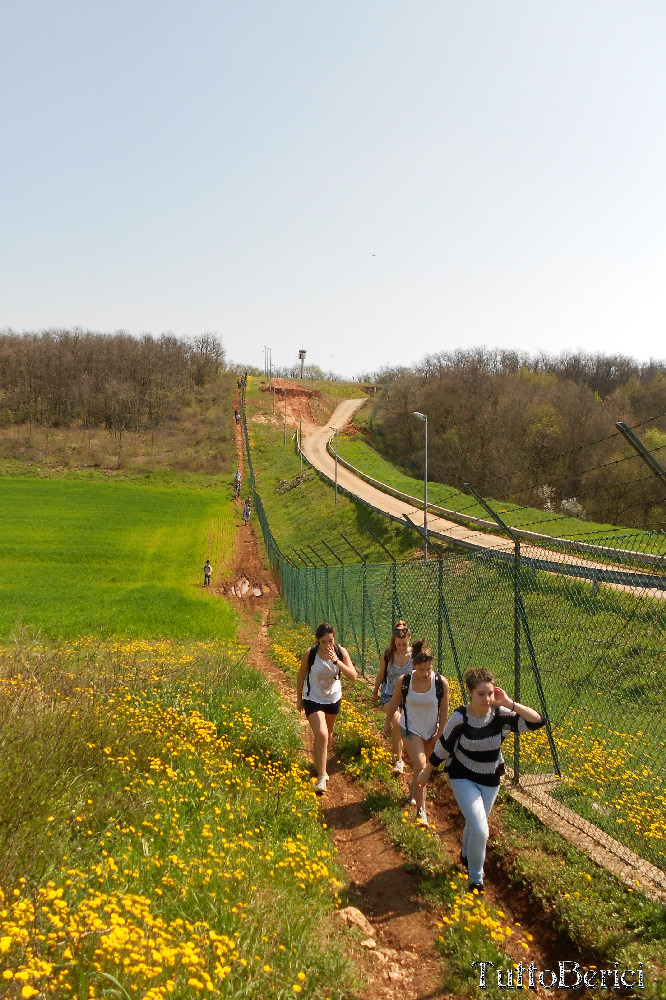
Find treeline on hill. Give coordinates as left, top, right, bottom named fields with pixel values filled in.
left=0, top=330, right=235, bottom=473
left=372, top=349, right=666, bottom=530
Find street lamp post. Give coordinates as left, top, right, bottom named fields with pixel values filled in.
left=413, top=411, right=428, bottom=562
left=299, top=416, right=303, bottom=472
left=329, top=426, right=338, bottom=504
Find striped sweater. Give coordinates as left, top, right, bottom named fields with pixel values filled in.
left=429, top=705, right=546, bottom=787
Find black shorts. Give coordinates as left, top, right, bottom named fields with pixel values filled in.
left=303, top=699, right=342, bottom=718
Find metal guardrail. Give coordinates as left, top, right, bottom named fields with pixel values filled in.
left=326, top=439, right=666, bottom=570
left=319, top=438, right=666, bottom=593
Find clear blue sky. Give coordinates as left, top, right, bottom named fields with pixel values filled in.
left=2, top=2, right=665, bottom=377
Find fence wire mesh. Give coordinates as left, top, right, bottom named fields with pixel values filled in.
left=241, top=389, right=666, bottom=874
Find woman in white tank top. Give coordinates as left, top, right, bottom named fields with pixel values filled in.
left=383, top=639, right=448, bottom=827
left=296, top=622, right=358, bottom=795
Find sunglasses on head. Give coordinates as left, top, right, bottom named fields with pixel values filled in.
left=394, top=626, right=409, bottom=636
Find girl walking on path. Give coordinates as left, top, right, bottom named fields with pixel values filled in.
left=417, top=667, right=545, bottom=892
left=371, top=620, right=413, bottom=774
left=383, top=639, right=448, bottom=826
left=297, top=623, right=358, bottom=795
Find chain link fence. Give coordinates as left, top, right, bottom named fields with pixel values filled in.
left=241, top=386, right=666, bottom=875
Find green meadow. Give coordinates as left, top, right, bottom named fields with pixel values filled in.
left=0, top=474, right=237, bottom=640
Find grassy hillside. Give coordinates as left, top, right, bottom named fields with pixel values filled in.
left=0, top=373, right=238, bottom=477
left=0, top=637, right=358, bottom=999
left=243, top=377, right=422, bottom=563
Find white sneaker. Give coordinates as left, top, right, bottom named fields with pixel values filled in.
left=416, top=807, right=429, bottom=826
left=391, top=758, right=405, bottom=774
left=314, top=775, right=328, bottom=795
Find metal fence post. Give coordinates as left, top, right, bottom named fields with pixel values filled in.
left=513, top=537, right=521, bottom=782
left=297, top=549, right=317, bottom=626
left=464, top=482, right=560, bottom=782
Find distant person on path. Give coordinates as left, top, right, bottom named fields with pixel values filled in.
left=234, top=408, right=241, bottom=424
left=383, top=639, right=448, bottom=826
left=417, top=667, right=545, bottom=893
left=202, top=559, right=212, bottom=587
left=234, top=470, right=242, bottom=498
left=372, top=620, right=413, bottom=774
left=297, top=623, right=358, bottom=794
left=243, top=498, right=251, bottom=525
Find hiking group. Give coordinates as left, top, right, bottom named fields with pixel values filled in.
left=299, top=619, right=545, bottom=894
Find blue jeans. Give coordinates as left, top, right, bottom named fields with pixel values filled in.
left=448, top=778, right=500, bottom=885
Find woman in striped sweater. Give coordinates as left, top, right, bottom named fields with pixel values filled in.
left=417, top=667, right=545, bottom=892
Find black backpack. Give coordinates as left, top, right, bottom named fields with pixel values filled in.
left=401, top=670, right=445, bottom=736
left=306, top=642, right=342, bottom=697
left=378, top=648, right=391, bottom=688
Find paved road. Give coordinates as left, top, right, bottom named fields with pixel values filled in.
left=300, top=398, right=665, bottom=598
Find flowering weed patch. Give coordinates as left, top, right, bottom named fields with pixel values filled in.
left=496, top=798, right=666, bottom=998
left=0, top=639, right=357, bottom=999
left=434, top=869, right=536, bottom=1000
left=509, top=715, right=666, bottom=866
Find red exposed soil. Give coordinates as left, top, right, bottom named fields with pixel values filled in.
left=254, top=380, right=319, bottom=426
left=258, top=378, right=322, bottom=398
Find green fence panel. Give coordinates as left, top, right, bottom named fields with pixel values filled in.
left=241, top=384, right=666, bottom=872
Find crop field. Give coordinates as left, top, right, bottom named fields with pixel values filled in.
left=0, top=475, right=237, bottom=640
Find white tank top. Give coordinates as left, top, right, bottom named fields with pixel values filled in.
left=307, top=653, right=343, bottom=705
left=399, top=673, right=438, bottom=739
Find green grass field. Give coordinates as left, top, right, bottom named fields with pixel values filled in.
left=0, top=475, right=238, bottom=640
